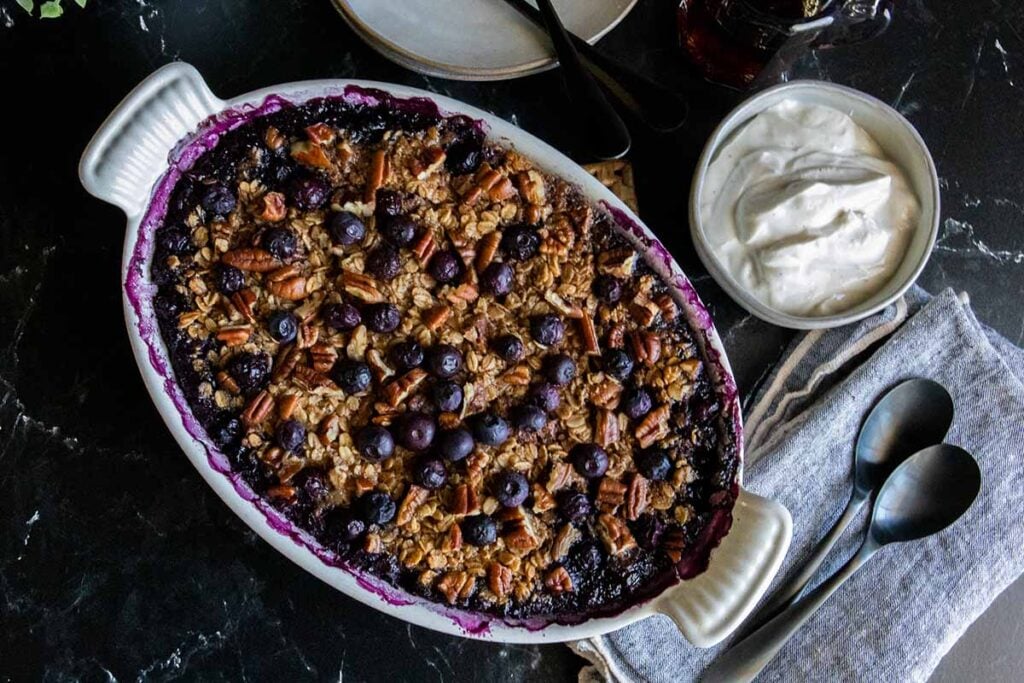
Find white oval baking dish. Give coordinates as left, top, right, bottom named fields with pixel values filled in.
left=79, top=62, right=791, bottom=645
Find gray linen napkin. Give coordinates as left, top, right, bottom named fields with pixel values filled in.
left=572, top=287, right=1024, bottom=682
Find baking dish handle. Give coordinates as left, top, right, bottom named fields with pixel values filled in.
left=655, top=489, right=792, bottom=648
left=79, top=62, right=224, bottom=217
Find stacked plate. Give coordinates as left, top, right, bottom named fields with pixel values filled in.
left=331, top=0, right=639, bottom=81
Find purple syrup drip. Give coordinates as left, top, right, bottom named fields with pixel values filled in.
left=123, top=87, right=739, bottom=637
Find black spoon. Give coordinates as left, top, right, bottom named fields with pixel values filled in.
left=531, top=0, right=631, bottom=159
left=503, top=0, right=688, bottom=133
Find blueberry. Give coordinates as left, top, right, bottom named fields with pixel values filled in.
left=479, top=262, right=513, bottom=296
left=389, top=340, right=424, bottom=371
left=365, top=303, right=401, bottom=333
left=325, top=508, right=366, bottom=542
left=431, top=380, right=463, bottom=413
left=288, top=175, right=330, bottom=210
left=500, top=224, right=540, bottom=261
left=603, top=348, right=635, bottom=381
left=632, top=513, right=666, bottom=550
left=331, top=359, right=373, bottom=394
left=266, top=310, right=298, bottom=343
left=428, top=250, right=463, bottom=284
left=427, top=344, right=462, bottom=378
left=396, top=411, right=436, bottom=451
left=621, top=387, right=653, bottom=420
left=212, top=416, right=243, bottom=448
left=226, top=352, right=270, bottom=395
left=328, top=211, right=366, bottom=246
left=559, top=490, right=592, bottom=524
left=510, top=404, right=547, bottom=433
left=571, top=443, right=609, bottom=478
left=263, top=227, right=298, bottom=261
left=275, top=419, right=306, bottom=452
left=635, top=448, right=672, bottom=481
left=355, top=425, right=395, bottom=461
left=436, top=427, right=474, bottom=462
left=358, top=491, right=397, bottom=526
left=157, top=226, right=192, bottom=255
left=472, top=412, right=510, bottom=447
left=413, top=457, right=448, bottom=490
left=374, top=189, right=404, bottom=218
left=593, top=274, right=623, bottom=304
left=526, top=382, right=561, bottom=413
left=380, top=216, right=417, bottom=247
left=492, top=334, right=524, bottom=362
left=322, top=302, right=361, bottom=331
left=215, top=264, right=245, bottom=294
left=530, top=314, right=564, bottom=346
left=366, top=246, right=402, bottom=281
left=544, top=354, right=577, bottom=386
left=445, top=135, right=483, bottom=175
left=461, top=514, right=498, bottom=546
left=201, top=183, right=237, bottom=216
left=296, top=468, right=330, bottom=502
left=493, top=470, right=529, bottom=508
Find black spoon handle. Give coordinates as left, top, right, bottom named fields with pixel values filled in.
left=533, top=0, right=631, bottom=159
left=504, top=0, right=688, bottom=132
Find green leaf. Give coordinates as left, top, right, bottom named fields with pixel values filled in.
left=16, top=0, right=34, bottom=14
left=39, top=0, right=63, bottom=18
left=74, top=0, right=87, bottom=6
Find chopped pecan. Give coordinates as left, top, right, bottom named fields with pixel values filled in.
left=276, top=459, right=304, bottom=483
left=474, top=232, right=501, bottom=271
left=629, top=295, right=661, bottom=328
left=606, top=323, right=626, bottom=349
left=662, top=527, right=687, bottom=563
left=295, top=321, right=319, bottom=349
left=216, top=370, right=240, bottom=394
left=229, top=288, right=257, bottom=322
left=544, top=290, right=577, bottom=316
left=578, top=310, right=600, bottom=355
left=365, top=348, right=394, bottom=383
left=290, top=141, right=332, bottom=169
left=441, top=523, right=463, bottom=552
left=423, top=304, right=451, bottom=331
left=596, top=477, right=628, bottom=512
left=596, top=513, right=637, bottom=556
left=364, top=149, right=390, bottom=203
left=488, top=176, right=516, bottom=201
left=503, top=515, right=540, bottom=554
left=382, top=368, right=427, bottom=407
left=353, top=476, right=375, bottom=496
left=414, top=146, right=446, bottom=180
left=551, top=524, right=581, bottom=561
left=310, top=342, right=338, bottom=373
left=216, top=324, right=252, bottom=347
left=317, top=414, right=340, bottom=445
left=272, top=344, right=302, bottom=382
left=625, top=474, right=649, bottom=521
left=446, top=283, right=479, bottom=305
left=411, top=230, right=437, bottom=264
left=546, top=461, right=572, bottom=493
left=277, top=393, right=299, bottom=420
left=515, top=169, right=546, bottom=205
left=292, top=365, right=335, bottom=390
left=221, top=248, right=281, bottom=273
left=680, top=358, right=703, bottom=379
left=177, top=310, right=200, bottom=329
left=305, top=122, right=335, bottom=145
left=397, top=485, right=430, bottom=526
left=266, top=485, right=297, bottom=502
left=476, top=167, right=502, bottom=192
left=259, top=192, right=287, bottom=221
left=594, top=408, right=620, bottom=448
left=260, top=446, right=284, bottom=465
left=341, top=271, right=385, bottom=303
left=488, top=562, right=513, bottom=602
left=525, top=204, right=543, bottom=224
left=636, top=404, right=671, bottom=448
left=531, top=483, right=557, bottom=513
left=436, top=571, right=475, bottom=605
left=629, top=330, right=662, bottom=366
left=597, top=248, right=636, bottom=278
left=544, top=566, right=574, bottom=594
left=591, top=379, right=622, bottom=410
left=264, top=126, right=285, bottom=150
left=363, top=533, right=382, bottom=554
left=241, top=390, right=274, bottom=426
left=449, top=483, right=480, bottom=516
left=500, top=364, right=531, bottom=386
left=655, top=293, right=678, bottom=321
left=266, top=265, right=307, bottom=301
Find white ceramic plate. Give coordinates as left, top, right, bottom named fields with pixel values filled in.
left=79, top=63, right=791, bottom=644
left=332, top=0, right=639, bottom=80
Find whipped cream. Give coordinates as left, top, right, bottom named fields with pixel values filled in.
left=700, top=99, right=920, bottom=317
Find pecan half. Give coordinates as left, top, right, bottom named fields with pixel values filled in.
left=341, top=271, right=385, bottom=303
left=305, top=122, right=335, bottom=145
left=629, top=295, right=661, bottom=328
left=423, top=304, right=451, bottom=331
left=317, top=414, right=340, bottom=445
left=594, top=408, right=620, bottom=449
left=411, top=230, right=437, bottom=264
left=272, top=344, right=301, bottom=382
left=597, top=248, right=636, bottom=278
left=229, top=288, right=257, bottom=322
left=630, top=330, right=662, bottom=366
left=625, top=474, right=649, bottom=521
left=544, top=566, right=573, bottom=594
left=221, top=248, right=281, bottom=273
left=290, top=141, right=332, bottom=169
left=264, top=126, right=285, bottom=150
left=413, top=146, right=446, bottom=180
left=292, top=365, right=335, bottom=390
left=436, top=571, right=475, bottom=605
left=449, top=483, right=480, bottom=516
left=382, top=368, right=427, bottom=408
left=596, top=477, right=628, bottom=512
left=441, top=523, right=463, bottom=552
left=503, top=515, right=540, bottom=554
left=531, top=483, right=557, bottom=513
left=474, top=232, right=501, bottom=271
left=662, top=527, right=687, bottom=563
left=578, top=310, right=600, bottom=355
left=551, top=524, right=581, bottom=561
left=267, top=265, right=307, bottom=301
left=500, top=364, right=531, bottom=386
left=546, top=462, right=572, bottom=493
left=488, top=563, right=513, bottom=602
left=606, top=323, right=626, bottom=349
left=296, top=321, right=319, bottom=349
left=241, top=390, right=274, bottom=426
left=277, top=393, right=299, bottom=420
left=216, top=370, right=240, bottom=394
left=636, top=404, right=671, bottom=448
left=488, top=176, right=516, bottom=201
left=591, top=379, right=622, bottom=410
left=397, top=485, right=430, bottom=526
left=655, top=293, right=678, bottom=321
left=446, top=283, right=479, bottom=305
left=596, top=513, right=637, bottom=556
left=310, top=342, right=338, bottom=373
left=216, top=324, right=252, bottom=347
left=364, top=149, right=390, bottom=203
left=260, top=192, right=287, bottom=221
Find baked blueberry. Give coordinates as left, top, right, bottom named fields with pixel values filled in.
left=479, top=262, right=513, bottom=296
left=571, top=443, right=609, bottom=478
left=366, top=246, right=402, bottom=281
left=212, top=416, right=243, bottom=449
left=328, top=211, right=366, bottom=246
left=365, top=303, right=401, bottom=333
left=275, top=419, right=306, bottom=452
left=413, top=457, right=448, bottom=490
left=461, top=514, right=498, bottom=546
left=544, top=354, right=577, bottom=386
left=226, top=352, right=270, bottom=395
left=500, top=224, right=540, bottom=261
left=526, top=382, right=561, bottom=413
left=201, top=183, right=236, bottom=216
left=493, top=470, right=529, bottom=507
left=446, top=134, right=483, bottom=175
left=492, top=334, right=524, bottom=363
left=215, top=264, right=245, bottom=294
left=473, top=412, right=510, bottom=446
left=358, top=491, right=397, bottom=526
left=331, top=359, right=372, bottom=394
left=603, top=348, right=635, bottom=381
left=431, top=380, right=463, bottom=413
left=380, top=216, right=417, bottom=247
left=559, top=490, right=592, bottom=524
left=263, top=227, right=298, bottom=261
left=530, top=314, right=564, bottom=346
left=428, top=250, right=463, bottom=284
left=322, top=302, right=361, bottom=331
left=635, top=448, right=672, bottom=481
left=427, top=344, right=462, bottom=378
left=436, top=427, right=474, bottom=462
left=621, top=387, right=653, bottom=420
left=593, top=274, right=623, bottom=304
left=510, top=404, right=547, bottom=433
left=325, top=508, right=366, bottom=543
left=396, top=411, right=436, bottom=451
left=632, top=513, right=665, bottom=550
left=266, top=310, right=298, bottom=343
left=374, top=189, right=404, bottom=218
left=389, top=339, right=424, bottom=371
left=287, top=175, right=329, bottom=210
left=355, top=425, right=395, bottom=462
left=157, top=226, right=191, bottom=255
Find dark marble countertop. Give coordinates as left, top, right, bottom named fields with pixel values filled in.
left=2, top=0, right=1022, bottom=680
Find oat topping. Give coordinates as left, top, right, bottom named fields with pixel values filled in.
left=150, top=95, right=736, bottom=620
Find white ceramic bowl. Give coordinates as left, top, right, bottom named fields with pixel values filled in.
left=690, top=80, right=941, bottom=330
left=79, top=62, right=791, bottom=645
